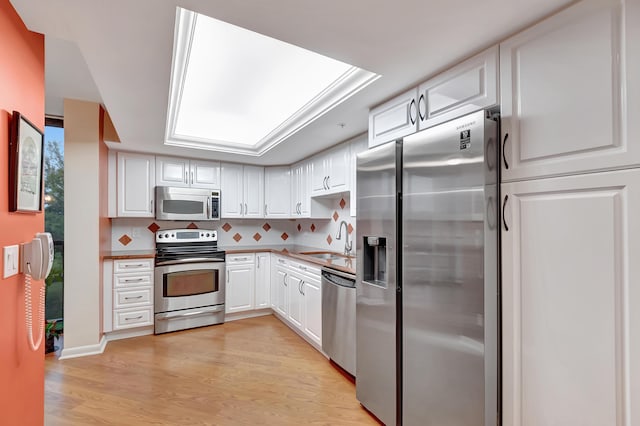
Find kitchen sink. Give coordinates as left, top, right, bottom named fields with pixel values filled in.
left=300, top=251, right=351, bottom=261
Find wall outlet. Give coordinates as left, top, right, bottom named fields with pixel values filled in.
left=3, top=245, right=19, bottom=278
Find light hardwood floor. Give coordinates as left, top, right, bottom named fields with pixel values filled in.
left=45, top=315, right=379, bottom=425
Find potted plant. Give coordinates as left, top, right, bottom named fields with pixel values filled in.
left=45, top=319, right=62, bottom=354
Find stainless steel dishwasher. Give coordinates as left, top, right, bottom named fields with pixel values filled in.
left=321, top=267, right=356, bottom=376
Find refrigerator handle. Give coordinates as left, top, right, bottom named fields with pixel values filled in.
left=502, top=195, right=509, bottom=231
left=502, top=133, right=510, bottom=169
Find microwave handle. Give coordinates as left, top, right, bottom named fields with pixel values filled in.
left=207, top=197, right=211, bottom=219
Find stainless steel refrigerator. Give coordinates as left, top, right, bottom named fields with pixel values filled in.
left=356, top=110, right=499, bottom=426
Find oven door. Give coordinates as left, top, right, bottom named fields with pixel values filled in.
left=154, top=261, right=225, bottom=313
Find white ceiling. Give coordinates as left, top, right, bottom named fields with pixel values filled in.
left=12, top=0, right=573, bottom=166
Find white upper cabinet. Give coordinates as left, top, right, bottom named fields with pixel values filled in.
left=117, top=152, right=155, bottom=217
left=243, top=165, right=265, bottom=218
left=501, top=167, right=640, bottom=426
left=368, top=88, right=419, bottom=148
left=311, top=143, right=350, bottom=196
left=264, top=167, right=290, bottom=218
left=290, top=160, right=311, bottom=217
left=190, top=160, right=221, bottom=189
left=418, top=46, right=498, bottom=130
left=156, top=156, right=220, bottom=189
left=500, top=0, right=640, bottom=181
left=220, top=163, right=264, bottom=218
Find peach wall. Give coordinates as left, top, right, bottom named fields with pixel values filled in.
left=0, top=1, right=45, bottom=425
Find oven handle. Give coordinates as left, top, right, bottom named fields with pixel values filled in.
left=156, top=306, right=224, bottom=320
left=155, top=258, right=226, bottom=266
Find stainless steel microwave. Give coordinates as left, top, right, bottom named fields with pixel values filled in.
left=155, top=186, right=220, bottom=221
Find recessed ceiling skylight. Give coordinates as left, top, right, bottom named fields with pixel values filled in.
left=165, top=7, right=380, bottom=156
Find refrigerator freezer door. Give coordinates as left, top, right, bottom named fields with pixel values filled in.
left=402, top=110, right=498, bottom=426
left=356, top=141, right=400, bottom=426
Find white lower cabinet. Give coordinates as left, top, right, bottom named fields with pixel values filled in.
left=301, top=274, right=322, bottom=346
left=255, top=252, right=270, bottom=308
left=272, top=257, right=289, bottom=317
left=287, top=271, right=304, bottom=328
left=501, top=168, right=640, bottom=426
left=225, top=254, right=255, bottom=314
left=104, top=258, right=154, bottom=332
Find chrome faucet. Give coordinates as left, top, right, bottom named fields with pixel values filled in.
left=336, top=220, right=352, bottom=256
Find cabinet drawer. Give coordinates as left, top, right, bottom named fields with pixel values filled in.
left=113, top=307, right=153, bottom=330
left=288, top=259, right=320, bottom=278
left=114, top=287, right=152, bottom=309
left=114, top=258, right=153, bottom=273
left=226, top=253, right=256, bottom=264
left=114, top=272, right=153, bottom=288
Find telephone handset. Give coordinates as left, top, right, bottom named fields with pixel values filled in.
left=21, top=232, right=55, bottom=351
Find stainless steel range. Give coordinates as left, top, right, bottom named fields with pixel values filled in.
left=154, top=229, right=225, bottom=334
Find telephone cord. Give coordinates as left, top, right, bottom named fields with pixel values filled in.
left=25, top=272, right=45, bottom=351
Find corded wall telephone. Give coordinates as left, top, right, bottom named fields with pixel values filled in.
left=21, top=232, right=54, bottom=351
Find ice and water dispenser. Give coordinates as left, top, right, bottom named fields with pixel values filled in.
left=363, top=236, right=387, bottom=287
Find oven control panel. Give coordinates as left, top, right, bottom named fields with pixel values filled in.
left=155, top=229, right=217, bottom=243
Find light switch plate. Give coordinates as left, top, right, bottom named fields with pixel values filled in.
left=3, top=245, right=19, bottom=278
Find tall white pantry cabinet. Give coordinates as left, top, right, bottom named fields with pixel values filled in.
left=499, top=0, right=640, bottom=425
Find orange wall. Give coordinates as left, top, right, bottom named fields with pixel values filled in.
left=0, top=1, right=45, bottom=425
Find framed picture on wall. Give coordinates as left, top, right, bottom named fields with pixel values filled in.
left=9, top=111, right=44, bottom=212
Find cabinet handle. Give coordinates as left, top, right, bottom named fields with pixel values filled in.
left=123, top=278, right=144, bottom=282
left=123, top=264, right=145, bottom=269
left=245, top=203, right=248, bottom=215
left=227, top=272, right=229, bottom=283
left=207, top=196, right=211, bottom=219
left=327, top=176, right=330, bottom=189
left=257, top=256, right=260, bottom=269
left=418, top=93, right=426, bottom=121
left=124, top=295, right=143, bottom=300
left=502, top=133, right=510, bottom=170
left=298, top=202, right=302, bottom=214
left=409, top=98, right=417, bottom=125
left=298, top=280, right=302, bottom=294
left=240, top=203, right=243, bottom=215
left=283, top=273, right=287, bottom=286
left=191, top=171, right=194, bottom=184
left=299, top=265, right=306, bottom=271
left=502, top=195, right=509, bottom=232
left=125, top=316, right=143, bottom=321
left=265, top=204, right=268, bottom=215
left=185, top=170, right=188, bottom=184
left=150, top=199, right=153, bottom=214
left=301, top=281, right=305, bottom=296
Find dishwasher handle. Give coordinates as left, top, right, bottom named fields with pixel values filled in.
left=321, top=269, right=356, bottom=289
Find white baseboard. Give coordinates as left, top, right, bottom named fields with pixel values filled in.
left=105, top=326, right=154, bottom=342
left=59, top=335, right=107, bottom=360
left=271, top=311, right=327, bottom=357
left=225, top=309, right=273, bottom=322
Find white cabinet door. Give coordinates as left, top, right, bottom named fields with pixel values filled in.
left=243, top=165, right=264, bottom=218
left=350, top=135, right=367, bottom=217
left=255, top=252, right=270, bottom=309
left=302, top=275, right=322, bottom=346
left=418, top=45, right=498, bottom=131
left=156, top=156, right=189, bottom=188
left=288, top=272, right=304, bottom=329
left=501, top=168, right=640, bottom=426
left=290, top=162, right=302, bottom=216
left=220, top=163, right=243, bottom=218
left=265, top=167, right=290, bottom=218
left=500, top=0, right=640, bottom=181
left=327, top=144, right=350, bottom=192
left=225, top=263, right=255, bottom=314
left=368, top=87, right=419, bottom=148
left=274, top=265, right=289, bottom=316
left=311, top=153, right=329, bottom=195
left=190, top=160, right=220, bottom=189
left=299, top=161, right=311, bottom=217
left=117, top=152, right=155, bottom=217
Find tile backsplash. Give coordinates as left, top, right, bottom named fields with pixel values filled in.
left=111, top=197, right=356, bottom=253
